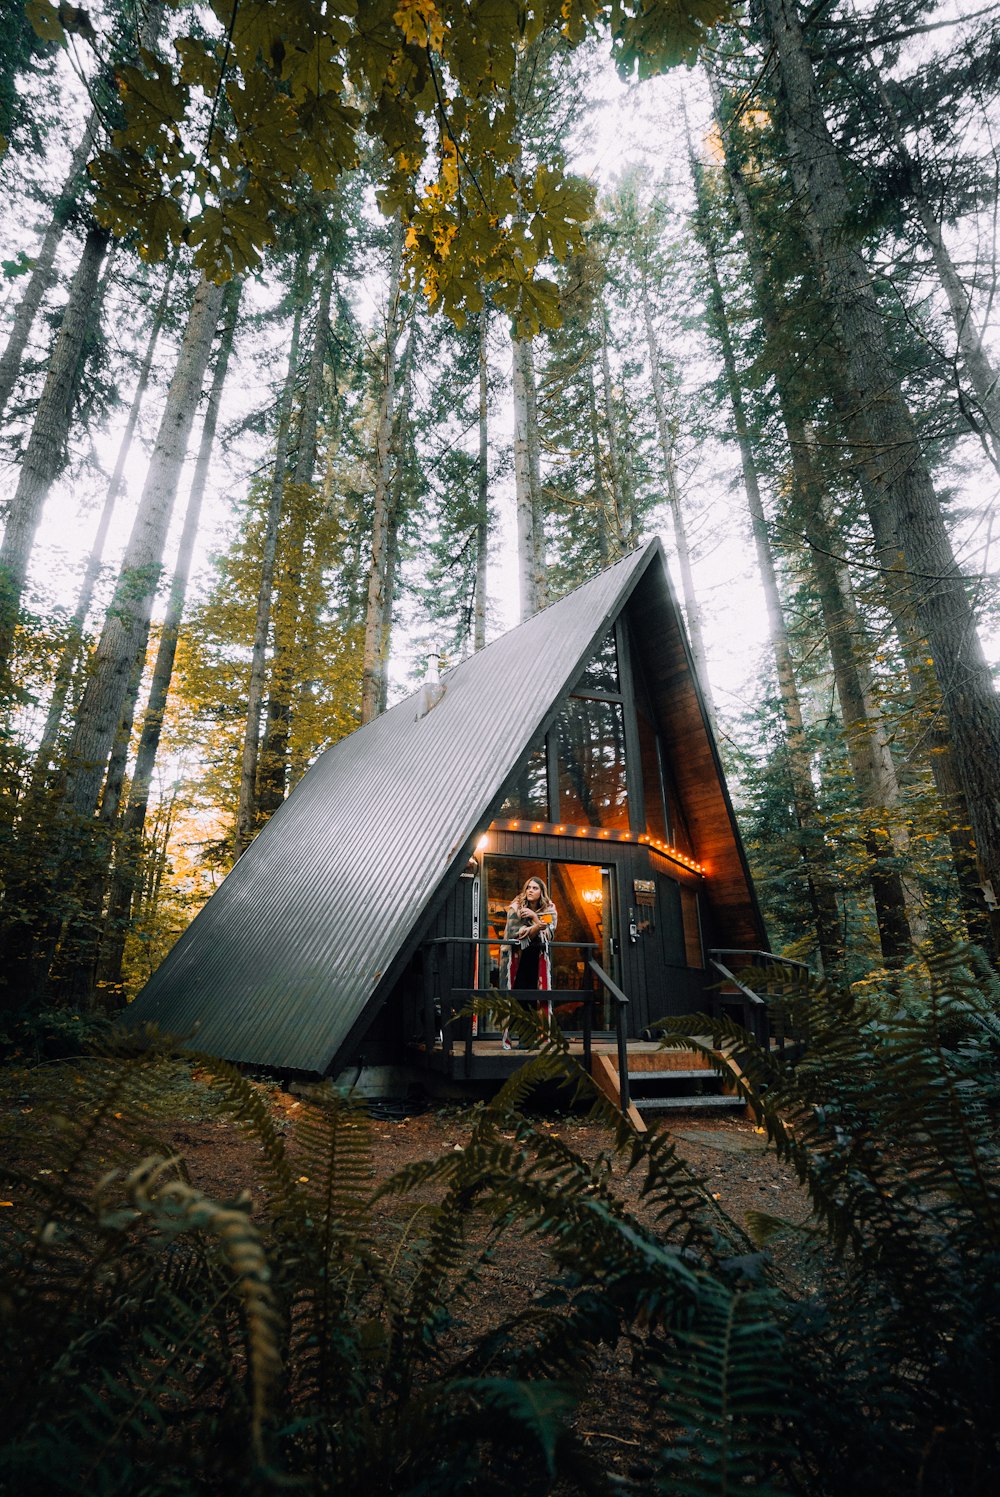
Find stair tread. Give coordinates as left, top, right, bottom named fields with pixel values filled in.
left=635, top=1094, right=745, bottom=1112
left=627, top=1068, right=716, bottom=1081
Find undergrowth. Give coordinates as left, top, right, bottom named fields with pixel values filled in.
left=0, top=946, right=997, bottom=1494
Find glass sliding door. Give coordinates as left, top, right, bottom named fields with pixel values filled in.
left=482, top=855, right=617, bottom=1033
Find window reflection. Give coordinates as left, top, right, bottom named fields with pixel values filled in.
left=574, top=630, right=619, bottom=694
left=557, top=697, right=629, bottom=830
left=499, top=739, right=549, bottom=820
left=637, top=705, right=670, bottom=843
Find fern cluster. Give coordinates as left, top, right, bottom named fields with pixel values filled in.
left=1, top=946, right=998, bottom=1494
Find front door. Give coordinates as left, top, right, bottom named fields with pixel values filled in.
left=648, top=871, right=705, bottom=1021
left=482, top=856, right=618, bottom=1031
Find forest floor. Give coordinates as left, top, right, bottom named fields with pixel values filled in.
left=1, top=1058, right=821, bottom=1486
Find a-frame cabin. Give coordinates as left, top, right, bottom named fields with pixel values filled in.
left=127, top=541, right=786, bottom=1106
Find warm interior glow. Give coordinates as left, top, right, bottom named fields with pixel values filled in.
left=476, top=834, right=489, bottom=852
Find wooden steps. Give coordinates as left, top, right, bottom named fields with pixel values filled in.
left=592, top=1046, right=746, bottom=1131
left=636, top=1094, right=746, bottom=1112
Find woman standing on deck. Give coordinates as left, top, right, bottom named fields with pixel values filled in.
left=501, top=877, right=557, bottom=1049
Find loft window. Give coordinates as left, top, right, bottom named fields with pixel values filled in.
left=499, top=736, right=549, bottom=820
left=681, top=888, right=704, bottom=967
left=556, top=695, right=629, bottom=830
left=574, top=629, right=620, bottom=695
left=636, top=705, right=670, bottom=843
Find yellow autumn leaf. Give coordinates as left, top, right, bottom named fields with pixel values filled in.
left=394, top=0, right=445, bottom=51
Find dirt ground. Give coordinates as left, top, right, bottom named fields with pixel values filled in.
left=1, top=1062, right=818, bottom=1483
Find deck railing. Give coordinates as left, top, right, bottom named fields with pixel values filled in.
left=420, top=937, right=639, bottom=1115
left=708, top=949, right=813, bottom=1051
left=424, top=936, right=640, bottom=1094
left=587, top=959, right=631, bottom=1111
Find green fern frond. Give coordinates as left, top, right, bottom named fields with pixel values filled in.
left=111, top=1155, right=283, bottom=1463
left=191, top=1053, right=304, bottom=1228
left=654, top=1280, right=793, bottom=1496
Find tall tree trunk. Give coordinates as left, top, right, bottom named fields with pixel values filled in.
left=474, top=309, right=489, bottom=652
left=599, top=304, right=634, bottom=556
left=512, top=333, right=547, bottom=618
left=512, top=334, right=538, bottom=621
left=42, top=643, right=146, bottom=1005
left=689, top=132, right=844, bottom=970
left=234, top=265, right=308, bottom=855
left=820, top=367, right=991, bottom=945
left=53, top=273, right=225, bottom=825
left=361, top=219, right=404, bottom=721
left=257, top=257, right=333, bottom=815
left=639, top=270, right=716, bottom=728
left=786, top=293, right=990, bottom=946
left=376, top=496, right=402, bottom=718
left=869, top=66, right=1000, bottom=465
left=98, top=281, right=241, bottom=999
left=761, top=0, right=1000, bottom=951
left=523, top=335, right=547, bottom=608
left=0, top=0, right=165, bottom=421
left=98, top=646, right=146, bottom=833
left=0, top=225, right=110, bottom=692
left=24, top=274, right=226, bottom=1007
left=707, top=90, right=923, bottom=962
left=801, top=464, right=924, bottom=963
left=373, top=326, right=416, bottom=714
left=27, top=256, right=179, bottom=800
left=0, top=126, right=99, bottom=421
left=586, top=363, right=610, bottom=567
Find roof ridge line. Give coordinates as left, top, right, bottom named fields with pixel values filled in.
left=437, top=539, right=658, bottom=680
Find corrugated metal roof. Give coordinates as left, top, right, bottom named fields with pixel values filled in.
left=126, top=543, right=665, bottom=1073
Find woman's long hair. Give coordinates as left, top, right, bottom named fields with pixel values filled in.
left=513, top=876, right=552, bottom=912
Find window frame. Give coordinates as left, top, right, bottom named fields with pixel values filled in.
left=500, top=619, right=672, bottom=841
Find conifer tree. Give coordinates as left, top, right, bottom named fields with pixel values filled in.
left=257, top=255, right=335, bottom=815
left=96, top=280, right=242, bottom=1002
left=757, top=0, right=1000, bottom=951
left=687, top=117, right=846, bottom=971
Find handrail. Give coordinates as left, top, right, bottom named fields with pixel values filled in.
left=709, top=956, right=766, bottom=1008
left=588, top=958, right=631, bottom=1113
left=709, top=948, right=811, bottom=979
left=425, top=937, right=599, bottom=949
left=439, top=989, right=594, bottom=1009
left=586, top=959, right=630, bottom=1009
left=422, top=932, right=603, bottom=1067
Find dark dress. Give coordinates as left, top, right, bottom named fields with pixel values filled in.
left=512, top=938, right=542, bottom=990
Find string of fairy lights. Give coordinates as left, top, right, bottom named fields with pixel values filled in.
left=485, top=819, right=705, bottom=876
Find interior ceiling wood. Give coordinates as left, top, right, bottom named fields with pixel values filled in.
left=125, top=540, right=766, bottom=1074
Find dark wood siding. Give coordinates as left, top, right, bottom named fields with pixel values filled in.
left=625, top=569, right=766, bottom=951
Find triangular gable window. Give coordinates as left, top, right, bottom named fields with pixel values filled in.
left=574, top=628, right=619, bottom=694
left=499, top=622, right=679, bottom=842
left=499, top=736, right=549, bottom=820
left=555, top=694, right=628, bottom=829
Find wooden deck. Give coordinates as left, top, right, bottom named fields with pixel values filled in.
left=417, top=1034, right=746, bottom=1130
